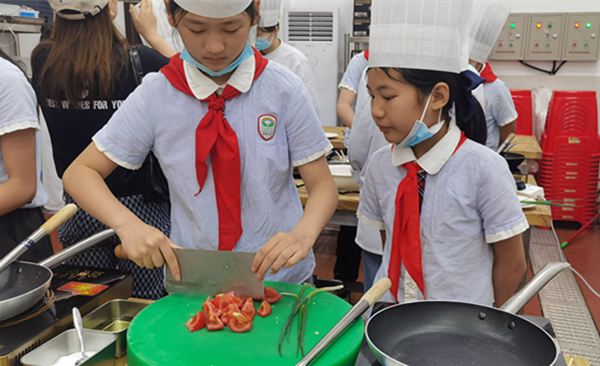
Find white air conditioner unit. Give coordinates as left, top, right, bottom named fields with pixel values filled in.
left=282, top=8, right=339, bottom=127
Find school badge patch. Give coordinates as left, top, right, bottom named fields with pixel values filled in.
left=258, top=114, right=277, bottom=141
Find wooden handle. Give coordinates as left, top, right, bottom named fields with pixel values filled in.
left=41, top=204, right=78, bottom=234
left=506, top=132, right=516, bottom=142
left=114, top=244, right=130, bottom=260
left=361, top=277, right=392, bottom=306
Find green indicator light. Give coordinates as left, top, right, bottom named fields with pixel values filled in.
left=509, top=42, right=514, bottom=46
left=585, top=42, right=589, bottom=47
left=548, top=23, right=553, bottom=28
left=586, top=23, right=592, bottom=28
left=511, top=23, right=516, bottom=28
left=547, top=43, right=551, bottom=47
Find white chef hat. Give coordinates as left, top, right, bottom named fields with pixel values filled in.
left=174, top=0, right=254, bottom=19
left=368, top=0, right=474, bottom=73
left=469, top=0, right=512, bottom=63
left=259, top=0, right=282, bottom=28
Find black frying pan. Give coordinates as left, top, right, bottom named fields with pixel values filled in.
left=366, top=263, right=570, bottom=366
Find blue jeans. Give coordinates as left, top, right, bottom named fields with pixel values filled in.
left=362, top=250, right=382, bottom=292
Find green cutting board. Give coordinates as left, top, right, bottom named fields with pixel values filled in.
left=127, top=281, right=364, bottom=366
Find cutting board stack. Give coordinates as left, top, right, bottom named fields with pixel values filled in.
left=538, top=91, right=600, bottom=229
left=511, top=90, right=534, bottom=136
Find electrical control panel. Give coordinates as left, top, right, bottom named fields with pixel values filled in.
left=562, top=13, right=600, bottom=61
left=489, top=11, right=600, bottom=61
left=490, top=13, right=528, bottom=61
left=524, top=13, right=565, bottom=61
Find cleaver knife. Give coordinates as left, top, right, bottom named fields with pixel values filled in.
left=166, top=247, right=265, bottom=299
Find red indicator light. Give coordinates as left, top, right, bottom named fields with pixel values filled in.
left=535, top=43, right=539, bottom=47
left=499, top=42, right=503, bottom=47
left=573, top=42, right=577, bottom=47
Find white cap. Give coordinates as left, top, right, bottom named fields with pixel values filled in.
left=368, top=0, right=474, bottom=73
left=174, top=0, right=253, bottom=19
left=48, top=0, right=109, bottom=20
left=259, top=0, right=282, bottom=28
left=469, top=0, right=512, bottom=63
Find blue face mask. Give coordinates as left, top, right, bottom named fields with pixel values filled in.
left=397, top=93, right=445, bottom=149
left=255, top=36, right=273, bottom=51
left=180, top=43, right=255, bottom=77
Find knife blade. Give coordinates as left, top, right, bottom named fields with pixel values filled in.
left=165, top=248, right=264, bottom=299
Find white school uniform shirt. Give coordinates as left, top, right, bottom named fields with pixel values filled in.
left=338, top=52, right=369, bottom=148
left=348, top=70, right=387, bottom=256
left=480, top=65, right=518, bottom=150
left=357, top=120, right=528, bottom=305
left=0, top=58, right=47, bottom=209
left=264, top=40, right=319, bottom=112
left=93, top=55, right=332, bottom=284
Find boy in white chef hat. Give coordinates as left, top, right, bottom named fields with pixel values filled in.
left=63, top=0, right=338, bottom=286
left=469, top=0, right=518, bottom=150
left=358, top=0, right=527, bottom=307
left=255, top=0, right=319, bottom=110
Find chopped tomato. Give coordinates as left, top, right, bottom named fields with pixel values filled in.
left=264, top=286, right=282, bottom=304
left=241, top=298, right=255, bottom=320
left=203, top=296, right=223, bottom=318
left=227, top=312, right=252, bottom=333
left=211, top=294, right=231, bottom=310
left=185, top=310, right=205, bottom=332
left=257, top=301, right=272, bottom=317
left=220, top=303, right=240, bottom=325
left=205, top=307, right=225, bottom=331
left=224, top=291, right=245, bottom=308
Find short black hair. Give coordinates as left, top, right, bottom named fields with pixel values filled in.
left=168, top=1, right=259, bottom=26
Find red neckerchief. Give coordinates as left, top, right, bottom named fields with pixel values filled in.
left=161, top=48, right=269, bottom=251
left=364, top=50, right=369, bottom=61
left=480, top=63, right=498, bottom=84
left=389, top=132, right=468, bottom=302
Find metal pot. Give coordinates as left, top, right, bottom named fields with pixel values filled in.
left=0, top=229, right=116, bottom=322
left=366, top=262, right=570, bottom=366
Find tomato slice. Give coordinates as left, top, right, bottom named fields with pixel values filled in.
left=205, top=307, right=225, bottom=331
left=224, top=291, right=245, bottom=308
left=203, top=296, right=223, bottom=318
left=227, top=312, right=253, bottom=333
left=264, top=286, right=282, bottom=304
left=220, top=303, right=240, bottom=325
left=257, top=300, right=272, bottom=317
left=211, top=294, right=230, bottom=310
left=185, top=310, right=205, bottom=332
left=241, top=298, right=255, bottom=320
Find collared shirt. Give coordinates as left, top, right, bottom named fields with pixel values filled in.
left=264, top=41, right=319, bottom=111
left=480, top=64, right=518, bottom=150
left=184, top=53, right=256, bottom=99
left=357, top=120, right=528, bottom=305
left=93, top=57, right=332, bottom=284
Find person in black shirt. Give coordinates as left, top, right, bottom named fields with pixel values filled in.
left=32, top=0, right=170, bottom=299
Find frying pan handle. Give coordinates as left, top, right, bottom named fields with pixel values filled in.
left=41, top=204, right=78, bottom=234
left=39, top=229, right=116, bottom=268
left=0, top=204, right=78, bottom=274
left=296, top=277, right=392, bottom=366
left=114, top=245, right=129, bottom=260
left=500, top=262, right=571, bottom=314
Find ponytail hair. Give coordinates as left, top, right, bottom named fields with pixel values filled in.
left=380, top=68, right=487, bottom=145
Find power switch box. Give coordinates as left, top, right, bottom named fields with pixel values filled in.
left=490, top=13, right=528, bottom=61
left=524, top=13, right=565, bottom=61
left=562, top=13, right=600, bottom=61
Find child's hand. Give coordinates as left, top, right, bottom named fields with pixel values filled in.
left=129, top=0, right=158, bottom=40
left=251, top=230, right=313, bottom=280
left=115, top=220, right=181, bottom=281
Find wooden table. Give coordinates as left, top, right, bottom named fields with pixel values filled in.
left=324, top=126, right=347, bottom=150
left=507, top=135, right=543, bottom=160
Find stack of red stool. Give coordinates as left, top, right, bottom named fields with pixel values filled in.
left=511, top=90, right=533, bottom=136
left=538, top=91, right=599, bottom=229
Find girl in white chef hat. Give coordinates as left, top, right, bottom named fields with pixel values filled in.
left=63, top=0, right=338, bottom=285
left=357, top=0, right=528, bottom=308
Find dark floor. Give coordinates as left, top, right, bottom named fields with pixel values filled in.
left=46, top=216, right=599, bottom=328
